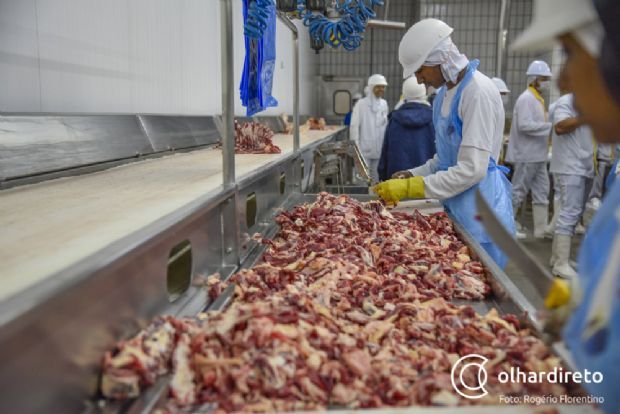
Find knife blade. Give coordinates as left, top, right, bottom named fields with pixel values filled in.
left=475, top=190, right=556, bottom=296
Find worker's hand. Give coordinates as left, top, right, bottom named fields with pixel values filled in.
left=392, top=170, right=413, bottom=179
left=541, top=277, right=583, bottom=342
left=544, top=278, right=571, bottom=309
left=372, top=176, right=425, bottom=204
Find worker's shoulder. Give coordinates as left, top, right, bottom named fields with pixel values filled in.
left=515, top=88, right=537, bottom=104
left=555, top=93, right=573, bottom=106
left=460, top=72, right=501, bottom=107
left=462, top=72, right=498, bottom=95
left=552, top=94, right=576, bottom=115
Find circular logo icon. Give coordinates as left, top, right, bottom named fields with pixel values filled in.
left=451, top=353, right=489, bottom=399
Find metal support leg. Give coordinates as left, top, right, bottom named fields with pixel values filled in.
left=220, top=0, right=239, bottom=265
left=276, top=12, right=300, bottom=189
left=221, top=0, right=235, bottom=188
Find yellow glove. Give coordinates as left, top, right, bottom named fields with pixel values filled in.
left=372, top=176, right=425, bottom=204
left=544, top=278, right=571, bottom=309
left=541, top=277, right=581, bottom=342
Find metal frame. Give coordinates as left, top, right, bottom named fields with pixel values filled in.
left=276, top=12, right=300, bottom=158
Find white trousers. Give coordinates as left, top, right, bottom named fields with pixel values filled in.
left=590, top=160, right=612, bottom=200
left=512, top=161, right=550, bottom=206
left=554, top=174, right=588, bottom=236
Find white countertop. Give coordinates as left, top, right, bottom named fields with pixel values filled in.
left=0, top=127, right=344, bottom=303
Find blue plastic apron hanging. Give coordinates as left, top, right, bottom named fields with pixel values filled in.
left=240, top=0, right=278, bottom=116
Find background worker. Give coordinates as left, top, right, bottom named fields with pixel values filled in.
left=350, top=74, right=389, bottom=182
left=374, top=18, right=514, bottom=268
left=377, top=76, right=435, bottom=181
left=492, top=77, right=510, bottom=106
left=513, top=0, right=620, bottom=411
left=343, top=92, right=362, bottom=126
left=505, top=60, right=553, bottom=239
left=548, top=92, right=594, bottom=279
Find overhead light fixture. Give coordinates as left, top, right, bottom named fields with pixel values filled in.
left=366, top=19, right=406, bottom=30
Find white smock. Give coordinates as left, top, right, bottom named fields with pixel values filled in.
left=505, top=88, right=551, bottom=163
left=506, top=87, right=551, bottom=207
left=407, top=71, right=505, bottom=200
left=350, top=94, right=388, bottom=181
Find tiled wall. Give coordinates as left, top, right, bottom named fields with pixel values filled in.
left=318, top=0, right=557, bottom=116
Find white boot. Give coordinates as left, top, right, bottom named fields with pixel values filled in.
left=549, top=235, right=557, bottom=267
left=533, top=204, right=549, bottom=239
left=552, top=234, right=578, bottom=279
left=513, top=200, right=526, bottom=235
left=545, top=197, right=561, bottom=239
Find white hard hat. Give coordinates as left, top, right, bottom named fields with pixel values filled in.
left=511, top=0, right=599, bottom=52
left=352, top=92, right=362, bottom=100
left=402, top=76, right=426, bottom=101
left=526, top=60, right=552, bottom=77
left=492, top=77, right=510, bottom=93
left=399, top=18, right=453, bottom=79
left=368, top=74, right=388, bottom=87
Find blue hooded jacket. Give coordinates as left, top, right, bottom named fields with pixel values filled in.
left=377, top=101, right=436, bottom=181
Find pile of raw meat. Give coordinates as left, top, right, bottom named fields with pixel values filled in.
left=305, top=117, right=328, bottom=131
left=101, top=194, right=568, bottom=413
left=233, top=121, right=281, bottom=154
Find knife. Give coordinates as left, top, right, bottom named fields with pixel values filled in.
left=475, top=190, right=570, bottom=309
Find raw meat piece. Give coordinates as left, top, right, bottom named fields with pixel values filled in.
left=231, top=121, right=281, bottom=154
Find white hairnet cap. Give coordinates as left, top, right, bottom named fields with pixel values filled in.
left=511, top=0, right=601, bottom=55
left=423, top=37, right=469, bottom=84
left=399, top=18, right=453, bottom=78
left=492, top=77, right=510, bottom=93
left=368, top=74, right=388, bottom=87
left=402, top=77, right=426, bottom=101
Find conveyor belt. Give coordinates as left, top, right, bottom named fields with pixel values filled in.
left=0, top=128, right=343, bottom=304
left=124, top=193, right=595, bottom=414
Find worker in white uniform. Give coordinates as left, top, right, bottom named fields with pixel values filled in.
left=548, top=93, right=594, bottom=279
left=513, top=0, right=620, bottom=412
left=350, top=74, right=389, bottom=182
left=492, top=77, right=510, bottom=106
left=505, top=61, right=553, bottom=239
left=373, top=19, right=514, bottom=268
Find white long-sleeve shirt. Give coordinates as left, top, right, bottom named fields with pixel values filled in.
left=350, top=95, right=388, bottom=160
left=408, top=71, right=504, bottom=200
left=505, top=88, right=552, bottom=163
left=549, top=93, right=594, bottom=178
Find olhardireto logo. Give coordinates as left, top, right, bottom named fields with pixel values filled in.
left=451, top=353, right=605, bottom=403
left=450, top=354, right=489, bottom=399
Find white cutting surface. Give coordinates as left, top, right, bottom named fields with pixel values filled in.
left=0, top=128, right=343, bottom=303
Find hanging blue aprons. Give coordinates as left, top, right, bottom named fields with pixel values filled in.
left=433, top=60, right=515, bottom=268
left=563, top=180, right=620, bottom=413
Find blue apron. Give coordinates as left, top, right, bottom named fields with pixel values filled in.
left=433, top=60, right=515, bottom=268
left=563, top=180, right=620, bottom=413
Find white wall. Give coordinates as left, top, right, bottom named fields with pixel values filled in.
left=0, top=0, right=318, bottom=116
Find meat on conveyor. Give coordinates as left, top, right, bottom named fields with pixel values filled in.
left=101, top=194, right=571, bottom=413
